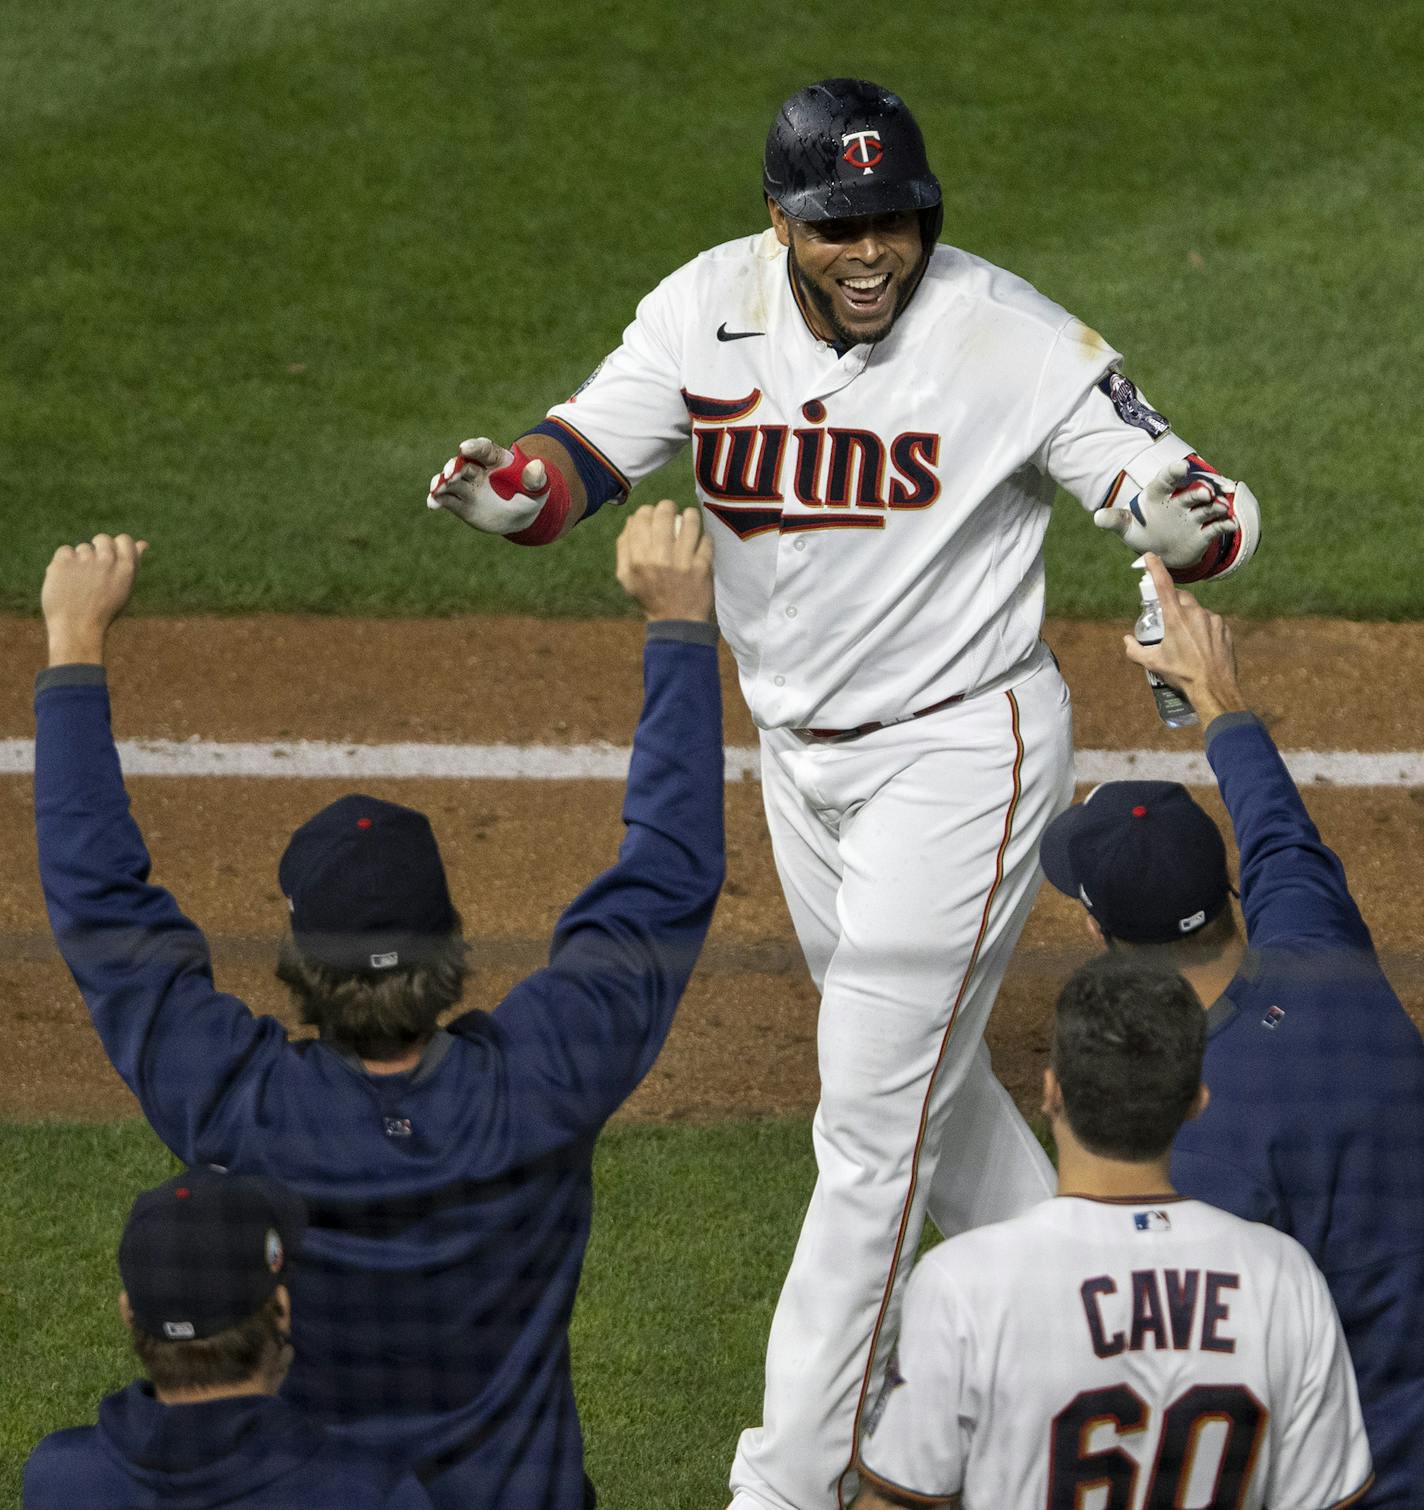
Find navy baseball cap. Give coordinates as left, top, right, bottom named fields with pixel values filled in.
left=119, top=1166, right=306, bottom=1340
left=278, top=793, right=457, bottom=972
left=1040, top=781, right=1232, bottom=944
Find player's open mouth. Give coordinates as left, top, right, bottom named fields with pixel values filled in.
left=837, top=273, right=892, bottom=313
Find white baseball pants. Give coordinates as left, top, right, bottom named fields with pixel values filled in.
left=729, top=650, right=1073, bottom=1510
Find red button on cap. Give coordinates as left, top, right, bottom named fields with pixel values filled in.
left=1131, top=805, right=1148, bottom=817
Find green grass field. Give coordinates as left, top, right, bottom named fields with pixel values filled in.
left=4, top=0, right=1423, bottom=618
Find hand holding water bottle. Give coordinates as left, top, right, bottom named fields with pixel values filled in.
left=1124, top=553, right=1247, bottom=729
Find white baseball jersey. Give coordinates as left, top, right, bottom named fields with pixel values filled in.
left=545, top=229, right=1193, bottom=730
left=858, top=1196, right=1373, bottom=1509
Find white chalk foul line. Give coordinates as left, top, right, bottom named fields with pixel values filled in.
left=1073, top=750, right=1424, bottom=786
left=0, top=738, right=762, bottom=781
left=2, top=739, right=1423, bottom=786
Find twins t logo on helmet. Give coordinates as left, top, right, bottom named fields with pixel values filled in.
left=841, top=130, right=884, bottom=174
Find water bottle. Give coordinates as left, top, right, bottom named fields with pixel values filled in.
left=1134, top=567, right=1198, bottom=728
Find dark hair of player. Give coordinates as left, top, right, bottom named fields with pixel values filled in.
left=1050, top=956, right=1205, bottom=1162
left=131, top=1291, right=288, bottom=1393
left=276, top=917, right=470, bottom=1060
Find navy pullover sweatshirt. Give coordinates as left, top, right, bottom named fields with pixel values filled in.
left=1170, top=712, right=1424, bottom=1507
left=24, top=1384, right=432, bottom=1508
left=32, top=623, right=725, bottom=1510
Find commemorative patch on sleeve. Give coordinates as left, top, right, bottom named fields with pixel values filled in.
left=1098, top=372, right=1170, bottom=438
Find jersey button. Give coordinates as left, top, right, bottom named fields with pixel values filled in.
left=786, top=606, right=797, bottom=618
left=773, top=675, right=786, bottom=687
left=794, top=539, right=806, bottom=551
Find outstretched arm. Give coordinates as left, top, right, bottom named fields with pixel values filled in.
left=426, top=264, right=698, bottom=544
left=1040, top=357, right=1260, bottom=584
left=1125, top=554, right=1372, bottom=951
left=35, top=535, right=281, bottom=1159
left=487, top=501, right=726, bottom=1133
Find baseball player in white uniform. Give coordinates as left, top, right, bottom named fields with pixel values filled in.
left=854, top=955, right=1372, bottom=1510
left=425, top=79, right=1261, bottom=1510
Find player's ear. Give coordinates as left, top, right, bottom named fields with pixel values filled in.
left=768, top=199, right=791, bottom=247
left=1082, top=912, right=1107, bottom=949
left=119, top=1290, right=135, bottom=1331
left=1185, top=1083, right=1210, bottom=1122
left=1041, top=1067, right=1062, bottom=1121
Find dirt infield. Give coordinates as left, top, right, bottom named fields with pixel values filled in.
left=3, top=615, right=1422, bottom=1125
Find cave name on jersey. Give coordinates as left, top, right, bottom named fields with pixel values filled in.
left=1080, top=1268, right=1240, bottom=1358
left=682, top=387, right=940, bottom=538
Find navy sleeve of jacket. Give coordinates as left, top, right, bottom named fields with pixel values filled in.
left=1206, top=711, right=1373, bottom=952
left=33, top=668, right=284, bottom=1162
left=478, top=621, right=726, bottom=1133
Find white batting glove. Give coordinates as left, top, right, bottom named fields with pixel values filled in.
left=1093, top=457, right=1238, bottom=570
left=426, top=437, right=549, bottom=534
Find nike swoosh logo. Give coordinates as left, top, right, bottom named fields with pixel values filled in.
left=716, top=324, right=764, bottom=342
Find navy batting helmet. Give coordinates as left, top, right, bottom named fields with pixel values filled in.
left=763, top=79, right=943, bottom=244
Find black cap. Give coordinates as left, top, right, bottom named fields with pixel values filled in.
left=764, top=79, right=943, bottom=239
left=1040, top=781, right=1231, bottom=944
left=119, top=1167, right=306, bottom=1341
left=278, top=794, right=457, bottom=972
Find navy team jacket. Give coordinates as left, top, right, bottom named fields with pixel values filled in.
left=1171, top=711, right=1424, bottom=1508
left=33, top=623, right=725, bottom=1510
left=24, top=1384, right=433, bottom=1509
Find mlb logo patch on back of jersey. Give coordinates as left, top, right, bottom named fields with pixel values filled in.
left=1133, top=1209, right=1171, bottom=1232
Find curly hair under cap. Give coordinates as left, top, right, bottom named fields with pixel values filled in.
left=276, top=917, right=470, bottom=1061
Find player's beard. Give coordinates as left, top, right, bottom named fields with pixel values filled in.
left=788, top=239, right=920, bottom=347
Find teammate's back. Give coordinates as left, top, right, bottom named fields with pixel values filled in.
left=867, top=1195, right=1369, bottom=1508
left=854, top=955, right=1371, bottom=1510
